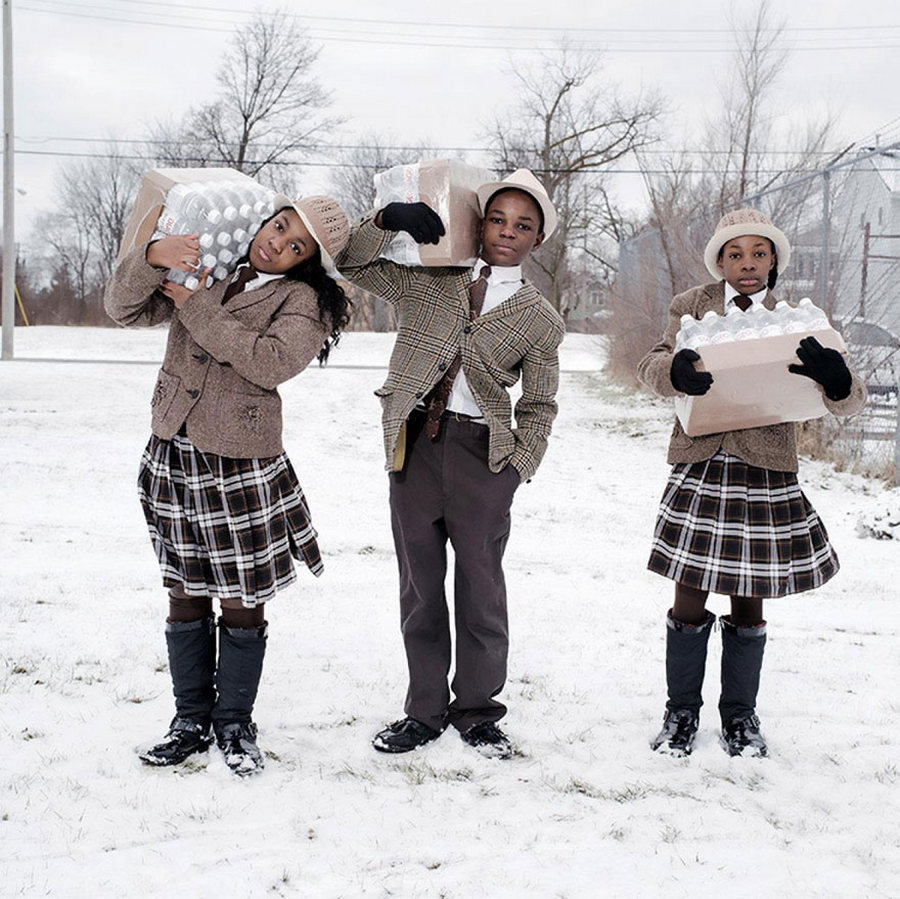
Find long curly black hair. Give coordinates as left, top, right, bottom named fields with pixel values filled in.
left=283, top=251, right=351, bottom=365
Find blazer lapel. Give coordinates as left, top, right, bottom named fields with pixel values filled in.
left=223, top=279, right=282, bottom=313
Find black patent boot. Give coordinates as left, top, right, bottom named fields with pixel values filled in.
left=650, top=609, right=714, bottom=757
left=212, top=620, right=267, bottom=777
left=140, top=617, right=216, bottom=767
left=719, top=616, right=767, bottom=758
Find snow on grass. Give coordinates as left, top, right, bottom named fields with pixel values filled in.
left=1, top=327, right=898, bottom=897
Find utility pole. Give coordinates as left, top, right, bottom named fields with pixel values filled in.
left=819, top=168, right=831, bottom=314
left=2, top=0, right=13, bottom=360
left=860, top=221, right=870, bottom=319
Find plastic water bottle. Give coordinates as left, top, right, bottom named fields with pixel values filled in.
left=674, top=314, right=697, bottom=351
left=751, top=304, right=783, bottom=338
left=702, top=310, right=733, bottom=345
left=797, top=297, right=830, bottom=330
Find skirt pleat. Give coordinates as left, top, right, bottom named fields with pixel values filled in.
left=648, top=450, right=838, bottom=598
left=138, top=432, right=323, bottom=607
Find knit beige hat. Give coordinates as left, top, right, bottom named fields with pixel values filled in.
left=272, top=194, right=349, bottom=277
left=703, top=208, right=791, bottom=280
left=476, top=168, right=558, bottom=239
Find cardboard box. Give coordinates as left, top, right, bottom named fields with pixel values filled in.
left=374, top=159, right=494, bottom=267
left=674, top=328, right=847, bottom=436
left=116, top=167, right=262, bottom=265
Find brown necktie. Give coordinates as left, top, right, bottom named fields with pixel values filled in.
left=423, top=265, right=492, bottom=439
left=733, top=295, right=752, bottom=312
left=222, top=265, right=257, bottom=301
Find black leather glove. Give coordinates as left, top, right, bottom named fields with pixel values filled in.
left=788, top=336, right=852, bottom=401
left=379, top=202, right=446, bottom=245
left=670, top=349, right=713, bottom=396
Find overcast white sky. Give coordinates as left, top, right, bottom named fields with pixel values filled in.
left=8, top=0, right=900, bottom=241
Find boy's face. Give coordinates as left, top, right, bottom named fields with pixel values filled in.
left=716, top=234, right=775, bottom=295
left=480, top=189, right=545, bottom=267
left=251, top=207, right=318, bottom=274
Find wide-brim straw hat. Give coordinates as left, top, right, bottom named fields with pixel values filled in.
left=272, top=194, right=349, bottom=278
left=476, top=168, right=558, bottom=239
left=704, top=207, right=791, bottom=280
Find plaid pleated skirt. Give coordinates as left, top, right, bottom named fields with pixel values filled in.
left=648, top=450, right=839, bottom=598
left=138, top=431, right=323, bottom=607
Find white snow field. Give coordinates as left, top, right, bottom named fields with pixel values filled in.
left=1, top=327, right=898, bottom=898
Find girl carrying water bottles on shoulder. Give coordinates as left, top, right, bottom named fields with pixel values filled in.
left=636, top=208, right=866, bottom=759
left=104, top=192, right=350, bottom=776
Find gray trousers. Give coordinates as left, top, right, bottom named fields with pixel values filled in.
left=389, top=411, right=520, bottom=732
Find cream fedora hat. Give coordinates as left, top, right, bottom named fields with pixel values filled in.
left=476, top=168, right=558, bottom=239
left=704, top=208, right=791, bottom=280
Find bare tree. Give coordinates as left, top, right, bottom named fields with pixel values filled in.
left=148, top=9, right=338, bottom=186
left=609, top=0, right=837, bottom=384
left=484, top=42, right=664, bottom=315
left=328, top=133, right=436, bottom=221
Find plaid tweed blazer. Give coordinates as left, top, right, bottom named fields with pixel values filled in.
left=337, top=214, right=565, bottom=480
left=104, top=245, right=327, bottom=459
left=637, top=281, right=867, bottom=473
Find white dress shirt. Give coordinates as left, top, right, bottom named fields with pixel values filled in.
left=447, top=259, right=524, bottom=417
left=724, top=282, right=768, bottom=310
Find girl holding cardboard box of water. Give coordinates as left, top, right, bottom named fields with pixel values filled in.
left=105, top=194, right=350, bottom=776
left=637, top=208, right=866, bottom=759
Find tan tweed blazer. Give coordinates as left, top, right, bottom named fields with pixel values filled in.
left=104, top=245, right=327, bottom=458
left=336, top=214, right=565, bottom=480
left=637, top=281, right=867, bottom=472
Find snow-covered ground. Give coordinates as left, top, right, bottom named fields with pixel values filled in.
left=1, top=327, right=898, bottom=898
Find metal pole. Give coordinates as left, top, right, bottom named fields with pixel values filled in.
left=860, top=220, right=870, bottom=319
left=1, top=0, right=13, bottom=360
left=820, top=169, right=831, bottom=312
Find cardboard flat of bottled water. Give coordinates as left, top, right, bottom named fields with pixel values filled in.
left=674, top=327, right=847, bottom=436
left=374, top=159, right=494, bottom=266
left=117, top=167, right=261, bottom=264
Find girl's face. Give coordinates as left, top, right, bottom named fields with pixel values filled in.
left=250, top=208, right=318, bottom=274
left=717, top=234, right=775, bottom=295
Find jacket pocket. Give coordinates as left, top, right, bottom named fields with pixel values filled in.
left=150, top=368, right=181, bottom=419
left=230, top=391, right=279, bottom=436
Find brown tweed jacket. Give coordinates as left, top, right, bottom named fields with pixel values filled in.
left=104, top=245, right=327, bottom=458
left=637, top=281, right=867, bottom=473
left=336, top=213, right=565, bottom=480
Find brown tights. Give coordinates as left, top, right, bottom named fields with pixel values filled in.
left=672, top=582, right=763, bottom=627
left=167, top=586, right=265, bottom=629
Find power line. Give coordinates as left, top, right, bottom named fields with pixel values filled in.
left=17, top=3, right=900, bottom=52
left=24, top=0, right=900, bottom=35
left=15, top=135, right=882, bottom=158
left=11, top=148, right=900, bottom=178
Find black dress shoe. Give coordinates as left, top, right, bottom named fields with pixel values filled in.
left=139, top=717, right=212, bottom=766
left=460, top=721, right=514, bottom=759
left=372, top=717, right=443, bottom=753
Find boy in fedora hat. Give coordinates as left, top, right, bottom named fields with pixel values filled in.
left=637, top=208, right=866, bottom=758
left=105, top=194, right=351, bottom=776
left=337, top=168, right=564, bottom=758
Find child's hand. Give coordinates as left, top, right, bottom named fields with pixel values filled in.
left=670, top=349, right=714, bottom=396
left=146, top=234, right=201, bottom=271
left=788, top=336, right=852, bottom=401
left=379, top=202, right=445, bottom=244
left=161, top=268, right=212, bottom=310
